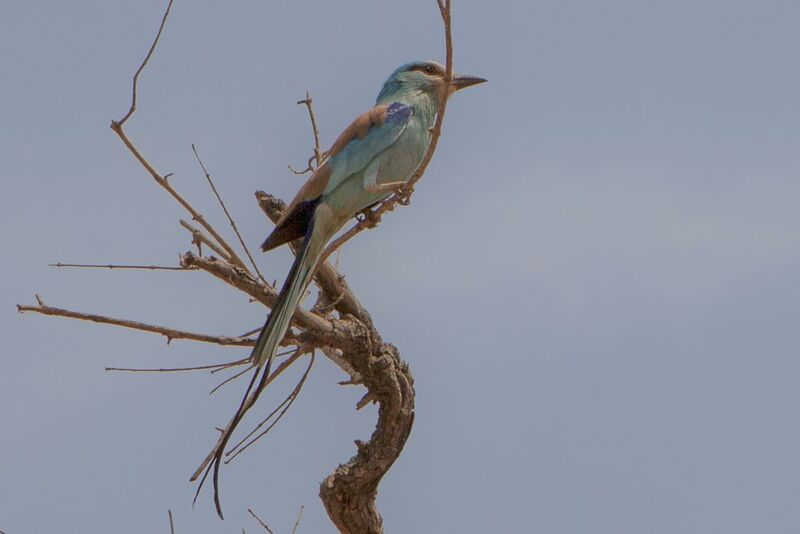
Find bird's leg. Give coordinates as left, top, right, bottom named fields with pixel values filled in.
left=356, top=207, right=382, bottom=228
left=396, top=184, right=415, bottom=206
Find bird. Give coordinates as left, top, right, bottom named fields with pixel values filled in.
left=198, top=60, right=486, bottom=518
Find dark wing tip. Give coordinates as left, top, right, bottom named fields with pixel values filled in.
left=261, top=198, right=319, bottom=252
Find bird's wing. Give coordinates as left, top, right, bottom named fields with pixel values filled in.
left=263, top=102, right=412, bottom=251
left=324, top=101, right=413, bottom=192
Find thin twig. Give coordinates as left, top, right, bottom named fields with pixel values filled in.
left=116, top=0, right=174, bottom=127
left=107, top=358, right=249, bottom=373
left=17, top=301, right=257, bottom=347
left=319, top=0, right=455, bottom=264
left=298, top=92, right=323, bottom=167
left=247, top=509, right=275, bottom=534
left=208, top=347, right=297, bottom=394
left=291, top=505, right=305, bottom=534
left=209, top=366, right=251, bottom=395
left=191, top=144, right=267, bottom=284
left=168, top=509, right=175, bottom=534
left=180, top=252, right=344, bottom=348
left=237, top=326, right=263, bottom=338
left=49, top=262, right=190, bottom=271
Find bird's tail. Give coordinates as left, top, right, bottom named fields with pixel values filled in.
left=251, top=208, right=329, bottom=368
left=195, top=205, right=336, bottom=519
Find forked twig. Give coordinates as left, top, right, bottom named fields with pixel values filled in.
left=179, top=220, right=231, bottom=261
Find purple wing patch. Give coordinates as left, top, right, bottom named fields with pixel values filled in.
left=386, top=102, right=412, bottom=123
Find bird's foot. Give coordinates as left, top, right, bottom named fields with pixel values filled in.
left=357, top=208, right=382, bottom=228
left=396, top=185, right=414, bottom=205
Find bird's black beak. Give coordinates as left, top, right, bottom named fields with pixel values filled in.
left=452, top=73, right=487, bottom=92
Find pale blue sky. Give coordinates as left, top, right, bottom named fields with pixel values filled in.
left=2, top=1, right=800, bottom=532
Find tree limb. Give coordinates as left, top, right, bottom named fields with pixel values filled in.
left=17, top=301, right=256, bottom=347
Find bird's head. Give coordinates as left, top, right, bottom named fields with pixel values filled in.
left=376, top=60, right=486, bottom=104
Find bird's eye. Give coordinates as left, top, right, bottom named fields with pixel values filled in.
left=424, top=65, right=434, bottom=74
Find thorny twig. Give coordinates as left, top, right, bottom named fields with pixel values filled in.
left=49, top=262, right=192, bottom=271
left=106, top=358, right=249, bottom=374
left=17, top=301, right=257, bottom=347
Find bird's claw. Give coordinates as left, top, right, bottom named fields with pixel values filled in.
left=396, top=186, right=413, bottom=205
left=357, top=208, right=382, bottom=228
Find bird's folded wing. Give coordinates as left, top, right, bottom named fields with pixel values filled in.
left=270, top=102, right=412, bottom=240
left=325, top=101, right=413, bottom=192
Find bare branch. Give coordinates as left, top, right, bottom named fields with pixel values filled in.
left=106, top=358, right=248, bottom=373
left=109, top=0, right=251, bottom=276
left=192, top=144, right=267, bottom=284
left=179, top=252, right=359, bottom=352
left=168, top=509, right=175, bottom=534
left=114, top=0, right=175, bottom=127
left=17, top=300, right=256, bottom=347
left=247, top=509, right=275, bottom=534
left=49, top=262, right=191, bottom=272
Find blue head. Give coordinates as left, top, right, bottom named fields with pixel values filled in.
left=376, top=60, right=486, bottom=105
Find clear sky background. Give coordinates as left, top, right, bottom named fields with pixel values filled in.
left=2, top=1, right=799, bottom=532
